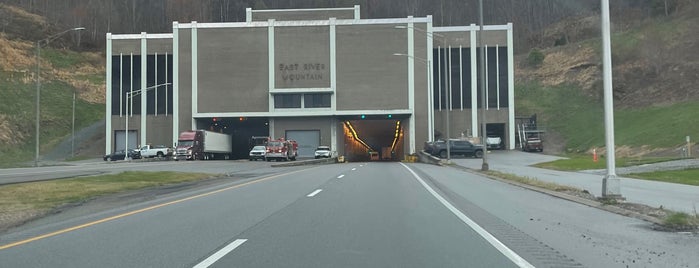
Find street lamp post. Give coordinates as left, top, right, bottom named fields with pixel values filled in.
left=123, top=83, right=172, bottom=160
left=601, top=0, right=621, bottom=198
left=394, top=25, right=450, bottom=160
left=392, top=53, right=439, bottom=157
left=478, top=0, right=489, bottom=171
left=71, top=91, right=75, bottom=158
left=35, top=27, right=84, bottom=167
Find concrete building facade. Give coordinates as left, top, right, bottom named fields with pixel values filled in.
left=105, top=6, right=515, bottom=160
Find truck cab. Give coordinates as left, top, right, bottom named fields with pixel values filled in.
left=175, top=131, right=201, bottom=160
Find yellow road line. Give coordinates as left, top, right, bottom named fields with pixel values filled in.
left=0, top=168, right=309, bottom=250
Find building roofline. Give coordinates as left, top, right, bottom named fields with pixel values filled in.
left=176, top=17, right=431, bottom=29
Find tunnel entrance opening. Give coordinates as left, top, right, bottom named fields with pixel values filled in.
left=342, top=118, right=404, bottom=162
left=197, top=117, right=269, bottom=159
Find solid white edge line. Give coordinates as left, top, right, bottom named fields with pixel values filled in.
left=337, top=175, right=345, bottom=179
left=193, top=239, right=248, bottom=268
left=307, top=189, right=323, bottom=197
left=399, top=163, right=535, bottom=268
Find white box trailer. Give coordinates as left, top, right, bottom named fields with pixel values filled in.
left=175, top=130, right=232, bottom=160
left=203, top=130, right=232, bottom=154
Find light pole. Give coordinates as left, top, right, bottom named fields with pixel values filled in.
left=478, top=0, right=489, bottom=171
left=35, top=27, right=84, bottom=167
left=71, top=90, right=75, bottom=158
left=395, top=25, right=448, bottom=144
left=601, top=0, right=621, bottom=198
left=394, top=26, right=451, bottom=159
left=124, top=83, right=171, bottom=160
left=393, top=52, right=452, bottom=162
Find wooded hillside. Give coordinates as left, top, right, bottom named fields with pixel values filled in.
left=0, top=0, right=686, bottom=52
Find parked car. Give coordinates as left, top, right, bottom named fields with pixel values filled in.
left=486, top=136, right=503, bottom=150
left=523, top=138, right=543, bottom=152
left=103, top=149, right=140, bottom=161
left=423, top=140, right=438, bottom=155
left=314, top=146, right=332, bottom=159
left=249, top=145, right=267, bottom=161
left=428, top=139, right=484, bottom=158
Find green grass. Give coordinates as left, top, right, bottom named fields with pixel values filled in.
left=663, top=212, right=699, bottom=228
left=615, top=102, right=699, bottom=147
left=516, top=82, right=699, bottom=152
left=76, top=73, right=105, bottom=85
left=0, top=171, right=213, bottom=216
left=627, top=169, right=699, bottom=186
left=533, top=156, right=699, bottom=186
left=42, top=48, right=86, bottom=69
left=516, top=82, right=604, bottom=151
left=483, top=170, right=580, bottom=192
left=534, top=154, right=679, bottom=171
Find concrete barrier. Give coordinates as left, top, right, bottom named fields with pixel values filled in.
left=270, top=157, right=338, bottom=167
left=418, top=151, right=443, bottom=166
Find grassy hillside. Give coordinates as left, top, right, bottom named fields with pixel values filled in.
left=516, top=82, right=699, bottom=154
left=0, top=34, right=104, bottom=167
left=517, top=3, right=699, bottom=156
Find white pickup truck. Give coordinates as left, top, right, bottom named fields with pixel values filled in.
left=138, top=144, right=173, bottom=158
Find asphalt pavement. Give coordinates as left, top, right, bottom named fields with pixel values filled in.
left=1, top=160, right=697, bottom=267
left=0, top=162, right=521, bottom=267
left=449, top=150, right=699, bottom=214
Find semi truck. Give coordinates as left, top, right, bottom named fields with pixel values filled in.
left=174, top=130, right=233, bottom=160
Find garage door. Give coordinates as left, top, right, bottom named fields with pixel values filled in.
left=286, top=130, right=320, bottom=158
left=114, top=130, right=138, bottom=151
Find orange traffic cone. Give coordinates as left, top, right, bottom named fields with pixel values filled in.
left=593, top=148, right=598, bottom=162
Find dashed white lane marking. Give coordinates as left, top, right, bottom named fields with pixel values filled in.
left=307, top=189, right=323, bottom=197
left=399, top=163, right=534, bottom=268
left=337, top=175, right=345, bottom=179
left=193, top=239, right=248, bottom=268
left=351, top=168, right=357, bottom=171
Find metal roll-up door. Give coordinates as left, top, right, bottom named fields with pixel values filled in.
left=286, top=130, right=320, bottom=158
left=114, top=130, right=138, bottom=151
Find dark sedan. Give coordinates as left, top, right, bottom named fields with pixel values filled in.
left=103, top=149, right=141, bottom=161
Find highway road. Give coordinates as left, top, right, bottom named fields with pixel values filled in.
left=0, top=159, right=286, bottom=185
left=0, top=161, right=697, bottom=267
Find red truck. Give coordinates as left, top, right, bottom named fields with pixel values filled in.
left=265, top=138, right=298, bottom=161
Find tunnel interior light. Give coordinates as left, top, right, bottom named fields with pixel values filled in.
left=344, top=121, right=374, bottom=151
left=390, top=121, right=402, bottom=151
